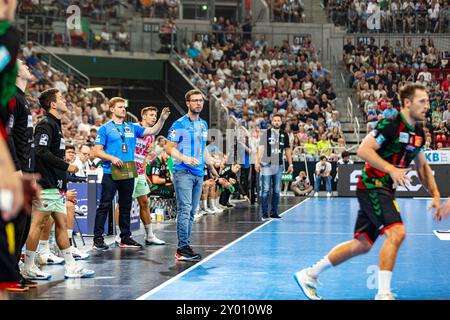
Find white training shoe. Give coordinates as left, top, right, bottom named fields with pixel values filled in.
left=375, top=292, right=395, bottom=300
left=210, top=205, right=223, bottom=214
left=314, top=192, right=319, bottom=197
left=22, top=264, right=52, bottom=281
left=327, top=192, right=332, bottom=197
left=64, top=264, right=95, bottom=279
left=114, top=235, right=121, bottom=246
left=293, top=269, right=322, bottom=300
left=37, top=251, right=65, bottom=265
left=145, top=235, right=166, bottom=245
left=72, top=246, right=90, bottom=260
left=203, top=206, right=216, bottom=215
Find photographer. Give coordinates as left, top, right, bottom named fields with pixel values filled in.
left=313, top=156, right=332, bottom=197
left=291, top=171, right=313, bottom=197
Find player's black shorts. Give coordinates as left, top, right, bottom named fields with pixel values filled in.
left=354, top=188, right=403, bottom=244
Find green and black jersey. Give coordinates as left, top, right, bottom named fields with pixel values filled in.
left=357, top=112, right=425, bottom=192
left=146, top=157, right=169, bottom=191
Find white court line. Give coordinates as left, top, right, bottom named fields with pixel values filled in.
left=136, top=198, right=311, bottom=300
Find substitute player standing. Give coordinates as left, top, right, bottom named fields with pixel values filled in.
left=294, top=83, right=446, bottom=300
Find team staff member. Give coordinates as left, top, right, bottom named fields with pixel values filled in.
left=294, top=84, right=446, bottom=300
left=22, top=88, right=95, bottom=280
left=93, top=97, right=169, bottom=250
left=0, top=0, right=26, bottom=289
left=147, top=150, right=175, bottom=198
left=165, top=89, right=219, bottom=262
left=114, top=106, right=169, bottom=246
left=255, top=114, right=294, bottom=221
left=6, top=59, right=40, bottom=289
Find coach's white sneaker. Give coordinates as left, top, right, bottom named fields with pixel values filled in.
left=314, top=192, right=319, bottom=197
left=293, top=268, right=322, bottom=300
left=375, top=292, right=395, bottom=300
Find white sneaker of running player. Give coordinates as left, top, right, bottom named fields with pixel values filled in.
left=375, top=292, right=395, bottom=300
left=37, top=251, right=65, bottom=265
left=64, top=264, right=95, bottom=279
left=293, top=268, right=322, bottom=300
left=72, top=246, right=90, bottom=260
left=22, top=264, right=52, bottom=281
left=145, top=235, right=166, bottom=245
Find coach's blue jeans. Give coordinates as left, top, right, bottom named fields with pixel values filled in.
left=173, top=170, right=203, bottom=249
left=260, top=164, right=284, bottom=217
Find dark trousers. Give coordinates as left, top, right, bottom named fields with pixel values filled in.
left=94, top=174, right=134, bottom=241
left=219, top=188, right=232, bottom=205
left=0, top=218, right=18, bottom=282
left=13, top=211, right=31, bottom=275
left=240, top=167, right=250, bottom=196
left=250, top=164, right=258, bottom=204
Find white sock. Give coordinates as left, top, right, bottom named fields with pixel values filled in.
left=144, top=224, right=154, bottom=238
left=377, top=270, right=392, bottom=294
left=308, top=256, right=333, bottom=278
left=215, top=198, right=220, bottom=207
left=67, top=229, right=73, bottom=240
left=24, top=250, right=36, bottom=270
left=61, top=248, right=76, bottom=267
left=38, top=240, right=50, bottom=254
left=208, top=199, right=215, bottom=209
left=202, top=199, right=208, bottom=210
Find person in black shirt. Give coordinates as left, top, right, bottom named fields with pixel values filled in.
left=218, top=163, right=250, bottom=207
left=147, top=150, right=175, bottom=198
left=22, top=88, right=95, bottom=281
left=255, top=114, right=294, bottom=220
left=5, top=59, right=42, bottom=289
left=0, top=0, right=29, bottom=290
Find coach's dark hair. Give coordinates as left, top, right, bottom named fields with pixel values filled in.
left=185, top=89, right=203, bottom=101
left=399, top=83, right=427, bottom=108
left=38, top=88, right=60, bottom=111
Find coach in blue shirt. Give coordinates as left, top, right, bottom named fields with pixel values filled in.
left=165, top=89, right=218, bottom=262
left=93, top=97, right=169, bottom=250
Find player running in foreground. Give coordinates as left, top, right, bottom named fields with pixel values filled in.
left=294, top=83, right=446, bottom=300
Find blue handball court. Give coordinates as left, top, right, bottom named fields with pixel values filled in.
left=139, top=197, right=450, bottom=300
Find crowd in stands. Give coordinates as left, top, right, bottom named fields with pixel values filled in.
left=324, top=0, right=450, bottom=33
left=18, top=0, right=130, bottom=21
left=270, top=0, right=306, bottom=22
left=343, top=36, right=450, bottom=149
left=177, top=21, right=350, bottom=162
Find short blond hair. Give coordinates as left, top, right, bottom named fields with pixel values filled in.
left=109, top=97, right=126, bottom=109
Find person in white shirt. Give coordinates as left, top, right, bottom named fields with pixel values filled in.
left=72, top=145, right=91, bottom=178
left=211, top=43, right=224, bottom=61
left=22, top=41, right=34, bottom=59
left=418, top=65, right=432, bottom=83
left=313, top=156, right=332, bottom=197
left=78, top=115, right=91, bottom=136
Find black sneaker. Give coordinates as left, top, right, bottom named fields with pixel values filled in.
left=93, top=238, right=109, bottom=251
left=261, top=215, right=270, bottom=221
left=175, top=246, right=202, bottom=261
left=19, top=274, right=38, bottom=288
left=270, top=214, right=283, bottom=220
left=225, top=203, right=234, bottom=208
left=119, top=238, right=143, bottom=248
